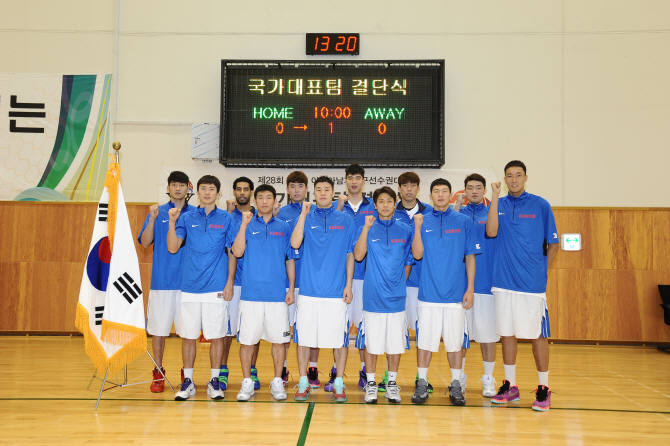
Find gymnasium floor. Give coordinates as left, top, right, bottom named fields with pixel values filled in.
left=1, top=337, right=669, bottom=445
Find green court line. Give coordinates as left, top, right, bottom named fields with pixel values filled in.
left=0, top=397, right=669, bottom=416
left=297, top=402, right=315, bottom=446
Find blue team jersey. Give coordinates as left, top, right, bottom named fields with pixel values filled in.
left=240, top=215, right=296, bottom=302
left=357, top=219, right=414, bottom=313
left=417, top=208, right=481, bottom=304
left=175, top=207, right=238, bottom=294
left=492, top=191, right=558, bottom=294
left=298, top=206, right=356, bottom=299
left=276, top=202, right=304, bottom=288
left=138, top=202, right=196, bottom=290
left=394, top=200, right=433, bottom=288
left=459, top=202, right=497, bottom=295
left=232, top=207, right=256, bottom=286
left=341, top=196, right=377, bottom=280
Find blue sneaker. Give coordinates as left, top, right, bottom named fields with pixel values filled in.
left=324, top=367, right=337, bottom=392
left=175, top=378, right=196, bottom=401
left=358, top=366, right=367, bottom=390
left=218, top=366, right=229, bottom=390
left=251, top=366, right=260, bottom=390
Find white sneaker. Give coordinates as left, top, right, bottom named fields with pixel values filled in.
left=270, top=378, right=287, bottom=400
left=175, top=378, right=196, bottom=401
left=385, top=381, right=401, bottom=403
left=480, top=375, right=496, bottom=398
left=237, top=379, right=255, bottom=401
left=207, top=377, right=225, bottom=400
left=364, top=381, right=378, bottom=404
left=460, top=373, right=467, bottom=395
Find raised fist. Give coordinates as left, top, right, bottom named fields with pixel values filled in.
left=302, top=201, right=312, bottom=214
left=168, top=207, right=180, bottom=223
left=273, top=199, right=281, bottom=217
left=413, top=213, right=424, bottom=226
left=456, top=193, right=465, bottom=206
left=364, top=215, right=376, bottom=228
left=241, top=211, right=253, bottom=225
left=226, top=199, right=236, bottom=213
left=338, top=194, right=349, bottom=206
left=491, top=182, right=502, bottom=196
left=149, top=204, right=159, bottom=220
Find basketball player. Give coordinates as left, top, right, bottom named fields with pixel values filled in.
left=291, top=176, right=356, bottom=403
left=411, top=179, right=481, bottom=406
left=276, top=171, right=321, bottom=387
left=454, top=173, right=499, bottom=397
left=353, top=186, right=413, bottom=404
left=138, top=171, right=196, bottom=392
left=231, top=184, right=296, bottom=401
left=486, top=160, right=559, bottom=411
left=336, top=164, right=377, bottom=390
left=167, top=175, right=237, bottom=401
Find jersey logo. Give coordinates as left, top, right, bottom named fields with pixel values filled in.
left=476, top=244, right=481, bottom=249
left=519, top=214, right=536, bottom=219
left=391, top=239, right=406, bottom=243
left=425, top=229, right=433, bottom=232
left=498, top=213, right=505, bottom=215
left=270, top=231, right=285, bottom=236
left=192, top=224, right=199, bottom=227
left=208, top=224, right=225, bottom=229
left=328, top=226, right=344, bottom=230
left=252, top=231, right=260, bottom=235
left=372, top=239, right=379, bottom=242
left=553, top=233, right=558, bottom=239
left=162, top=219, right=169, bottom=223
left=310, top=225, right=319, bottom=229
left=285, top=219, right=293, bottom=222
left=395, top=218, right=402, bottom=221
left=444, top=229, right=461, bottom=234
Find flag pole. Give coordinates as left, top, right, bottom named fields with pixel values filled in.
left=95, top=368, right=110, bottom=411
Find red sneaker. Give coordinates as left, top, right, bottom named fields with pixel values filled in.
left=150, top=367, right=165, bottom=393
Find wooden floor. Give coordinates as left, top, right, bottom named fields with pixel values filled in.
left=1, top=337, right=670, bottom=445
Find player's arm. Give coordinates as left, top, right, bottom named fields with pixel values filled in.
left=226, top=199, right=236, bottom=214
left=547, top=243, right=559, bottom=272
left=453, top=193, right=465, bottom=213
left=354, top=216, right=375, bottom=262
left=462, top=253, right=476, bottom=310
left=140, top=204, right=160, bottom=248
left=343, top=252, right=354, bottom=303
left=285, top=258, right=296, bottom=305
left=223, top=249, right=236, bottom=301
left=485, top=181, right=501, bottom=238
left=232, top=211, right=252, bottom=258
left=411, top=214, right=424, bottom=260
left=166, top=208, right=183, bottom=254
left=336, top=194, right=348, bottom=211
left=405, top=265, right=412, bottom=281
left=291, top=202, right=311, bottom=249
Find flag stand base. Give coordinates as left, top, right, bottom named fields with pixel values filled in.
left=88, top=350, right=174, bottom=410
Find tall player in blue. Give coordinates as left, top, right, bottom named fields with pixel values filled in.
left=336, top=164, right=377, bottom=390
left=486, top=160, right=559, bottom=412
left=138, top=171, right=196, bottom=392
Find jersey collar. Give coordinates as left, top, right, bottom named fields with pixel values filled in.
left=375, top=217, right=395, bottom=228
left=431, top=207, right=452, bottom=217
left=396, top=199, right=427, bottom=213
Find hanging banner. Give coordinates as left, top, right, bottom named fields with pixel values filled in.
left=0, top=73, right=112, bottom=201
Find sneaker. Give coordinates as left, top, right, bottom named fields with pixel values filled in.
left=251, top=366, right=261, bottom=390
left=378, top=370, right=389, bottom=393
left=270, top=378, right=287, bottom=401
left=307, top=367, right=321, bottom=388
left=364, top=381, right=378, bottom=404
left=293, top=376, right=311, bottom=401
left=412, top=378, right=429, bottom=404
left=532, top=385, right=551, bottom=412
left=150, top=367, right=165, bottom=393
left=324, top=367, right=337, bottom=392
left=385, top=381, right=401, bottom=403
left=218, top=366, right=229, bottom=391
left=480, top=375, right=496, bottom=398
left=459, top=373, right=467, bottom=395
left=237, top=379, right=255, bottom=401
left=448, top=379, right=466, bottom=406
left=415, top=373, right=434, bottom=393
left=333, top=377, right=347, bottom=403
left=491, top=380, right=520, bottom=404
left=174, top=378, right=196, bottom=401
left=281, top=367, right=290, bottom=387
left=207, top=377, right=225, bottom=400
left=358, top=366, right=367, bottom=390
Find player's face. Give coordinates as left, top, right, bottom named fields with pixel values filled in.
left=197, top=184, right=219, bottom=205
left=287, top=182, right=307, bottom=203
left=314, top=182, right=334, bottom=208
left=504, top=167, right=527, bottom=195
left=375, top=194, right=395, bottom=219
left=465, top=181, right=486, bottom=205
left=430, top=185, right=451, bottom=210
left=234, top=182, right=252, bottom=205
left=167, top=182, right=187, bottom=200
left=399, top=182, right=419, bottom=203
left=255, top=191, right=275, bottom=215
left=346, top=174, right=364, bottom=195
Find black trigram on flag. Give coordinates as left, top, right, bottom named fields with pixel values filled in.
left=94, top=306, right=104, bottom=326
left=112, top=272, right=143, bottom=304
left=98, top=203, right=108, bottom=222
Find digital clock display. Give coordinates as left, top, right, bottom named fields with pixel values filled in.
left=306, top=33, right=360, bottom=55
left=220, top=60, right=444, bottom=167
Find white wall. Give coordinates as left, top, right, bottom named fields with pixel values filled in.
left=2, top=0, right=669, bottom=206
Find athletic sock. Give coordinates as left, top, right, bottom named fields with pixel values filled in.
left=333, top=362, right=337, bottom=369
left=220, top=364, right=227, bottom=370
left=361, top=362, right=366, bottom=370
left=388, top=371, right=398, bottom=382
left=242, top=377, right=253, bottom=387
left=284, top=360, right=287, bottom=367
left=461, top=357, right=466, bottom=370
left=417, top=367, right=428, bottom=381
left=184, top=368, right=194, bottom=380
left=309, top=361, right=317, bottom=368
left=538, top=371, right=549, bottom=387
left=483, top=361, right=495, bottom=377
left=504, top=364, right=516, bottom=386
left=451, top=368, right=461, bottom=382
left=272, top=377, right=282, bottom=385
left=366, top=373, right=376, bottom=383
left=211, top=369, right=219, bottom=380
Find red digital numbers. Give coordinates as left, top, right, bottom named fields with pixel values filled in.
left=307, top=34, right=359, bottom=55
left=314, top=106, right=351, bottom=119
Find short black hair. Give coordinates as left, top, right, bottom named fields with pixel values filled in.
left=373, top=186, right=397, bottom=204
left=167, top=171, right=189, bottom=185
left=233, top=176, right=255, bottom=191
left=254, top=184, right=276, bottom=199
left=430, top=178, right=451, bottom=194
left=313, top=176, right=334, bottom=189
left=504, top=160, right=527, bottom=175
left=197, top=175, right=221, bottom=193
left=464, top=173, right=486, bottom=188
left=345, top=164, right=365, bottom=178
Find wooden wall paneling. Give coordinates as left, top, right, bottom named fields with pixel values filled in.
left=613, top=270, right=643, bottom=340
left=589, top=210, right=616, bottom=270
left=652, top=210, right=670, bottom=271
left=6, top=205, right=37, bottom=262
left=545, top=270, right=562, bottom=337
left=128, top=204, right=155, bottom=264
left=640, top=270, right=670, bottom=342
left=610, top=210, right=653, bottom=271
left=34, top=204, right=96, bottom=263
left=553, top=209, right=593, bottom=270
left=0, top=205, right=18, bottom=262
left=0, top=262, right=22, bottom=330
